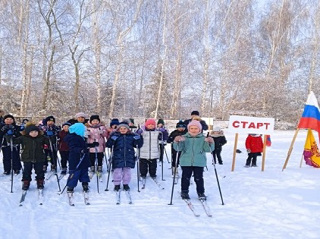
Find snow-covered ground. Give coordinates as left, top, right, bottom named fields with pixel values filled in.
left=0, top=130, right=319, bottom=239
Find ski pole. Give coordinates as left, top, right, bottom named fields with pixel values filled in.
left=168, top=142, right=179, bottom=205
left=10, top=137, right=14, bottom=193
left=94, top=139, right=99, bottom=193
left=105, top=145, right=113, bottom=191
left=211, top=152, right=224, bottom=205
left=136, top=147, right=140, bottom=192
left=49, top=138, right=60, bottom=191
left=164, top=147, right=170, bottom=163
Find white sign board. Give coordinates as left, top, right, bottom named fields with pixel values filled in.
left=228, top=115, right=275, bottom=135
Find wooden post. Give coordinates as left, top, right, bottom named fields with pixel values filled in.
left=261, top=135, right=267, bottom=172
left=231, top=133, right=238, bottom=172
left=282, top=128, right=300, bottom=171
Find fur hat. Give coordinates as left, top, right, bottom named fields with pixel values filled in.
left=25, top=124, right=40, bottom=135
left=3, top=114, right=15, bottom=123
left=75, top=112, right=87, bottom=119
left=110, top=118, right=120, bottom=127
left=176, top=120, right=186, bottom=128
left=187, top=120, right=202, bottom=131
left=191, top=110, right=200, bottom=116
left=117, top=121, right=130, bottom=130
left=145, top=118, right=156, bottom=128
left=45, top=115, right=55, bottom=123
left=157, top=119, right=165, bottom=125
left=90, top=115, right=100, bottom=123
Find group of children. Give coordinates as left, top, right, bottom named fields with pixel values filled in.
left=0, top=109, right=265, bottom=202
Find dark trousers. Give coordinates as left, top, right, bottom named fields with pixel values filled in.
left=44, top=149, right=58, bottom=167
left=246, top=153, right=259, bottom=166
left=67, top=168, right=90, bottom=189
left=212, top=149, right=223, bottom=164
left=139, top=158, right=157, bottom=177
left=2, top=146, right=21, bottom=172
left=181, top=166, right=204, bottom=195
left=59, top=150, right=69, bottom=169
left=171, top=147, right=181, bottom=167
left=22, top=161, right=44, bottom=181
left=89, top=152, right=104, bottom=167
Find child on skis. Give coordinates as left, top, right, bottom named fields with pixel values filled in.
left=210, top=127, right=227, bottom=165
left=64, top=123, right=98, bottom=195
left=11, top=123, right=50, bottom=190
left=173, top=120, right=214, bottom=200
left=167, top=120, right=187, bottom=177
left=245, top=134, right=263, bottom=167
left=106, top=122, right=143, bottom=191
left=87, top=115, right=108, bottom=174
left=0, top=114, right=22, bottom=175
left=58, top=122, right=71, bottom=175
left=157, top=119, right=169, bottom=163
left=136, top=118, right=161, bottom=180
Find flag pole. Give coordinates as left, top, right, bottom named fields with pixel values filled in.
left=299, top=153, right=304, bottom=168
left=261, top=135, right=267, bottom=172
left=282, top=128, right=300, bottom=171
left=231, top=133, right=238, bottom=172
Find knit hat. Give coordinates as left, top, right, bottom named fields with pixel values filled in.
left=3, top=114, right=15, bottom=123
left=75, top=112, right=87, bottom=119
left=145, top=118, right=156, bottom=128
left=191, top=110, right=200, bottom=116
left=45, top=115, right=55, bottom=123
left=213, top=127, right=221, bottom=132
left=25, top=124, right=39, bottom=135
left=69, top=123, right=85, bottom=137
left=90, top=115, right=100, bottom=123
left=117, top=121, right=130, bottom=130
left=110, top=118, right=120, bottom=127
left=62, top=122, right=71, bottom=127
left=187, top=120, right=202, bottom=131
left=157, top=119, right=165, bottom=125
left=176, top=120, right=186, bottom=128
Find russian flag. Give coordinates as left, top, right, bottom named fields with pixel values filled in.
left=297, top=91, right=320, bottom=138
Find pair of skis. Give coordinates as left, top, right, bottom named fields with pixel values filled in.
left=19, top=189, right=44, bottom=206
left=115, top=190, right=132, bottom=205
left=183, top=198, right=212, bottom=217
left=67, top=191, right=90, bottom=206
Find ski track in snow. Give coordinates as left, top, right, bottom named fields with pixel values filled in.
left=0, top=130, right=320, bottom=239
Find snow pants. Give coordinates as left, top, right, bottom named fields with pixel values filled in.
left=139, top=158, right=157, bottom=178
left=113, top=167, right=131, bottom=186
left=181, top=166, right=205, bottom=195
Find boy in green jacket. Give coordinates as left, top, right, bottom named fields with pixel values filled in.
left=173, top=120, right=214, bottom=200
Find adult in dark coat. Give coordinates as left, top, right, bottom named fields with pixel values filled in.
left=210, top=127, right=227, bottom=165
left=184, top=111, right=208, bottom=132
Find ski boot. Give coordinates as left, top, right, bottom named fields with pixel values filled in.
left=90, top=166, right=95, bottom=172
left=198, top=193, right=207, bottom=201
left=61, top=168, right=67, bottom=175
left=123, top=184, right=130, bottom=191
left=114, top=185, right=121, bottom=191
left=22, top=180, right=30, bottom=190
left=181, top=191, right=190, bottom=200
left=37, top=179, right=44, bottom=189
left=97, top=166, right=102, bottom=173
left=82, top=182, right=89, bottom=192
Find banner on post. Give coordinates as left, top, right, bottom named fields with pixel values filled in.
left=228, top=115, right=275, bottom=135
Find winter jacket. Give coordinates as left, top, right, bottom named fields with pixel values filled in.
left=58, top=130, right=69, bottom=151
left=245, top=134, right=263, bottom=153
left=0, top=123, right=22, bottom=147
left=13, top=135, right=49, bottom=163
left=106, top=131, right=143, bottom=169
left=173, top=132, right=214, bottom=167
left=87, top=124, right=108, bottom=153
left=64, top=133, right=90, bottom=170
left=136, top=127, right=161, bottom=159
left=157, top=127, right=169, bottom=144
left=211, top=132, right=227, bottom=152
left=167, top=129, right=187, bottom=144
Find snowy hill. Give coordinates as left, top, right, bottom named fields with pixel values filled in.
left=0, top=130, right=319, bottom=239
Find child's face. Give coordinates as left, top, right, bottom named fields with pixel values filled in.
left=188, top=126, right=200, bottom=136
left=146, top=124, right=155, bottom=130
left=47, top=120, right=54, bottom=126
left=91, top=119, right=99, bottom=126
left=157, top=123, right=163, bottom=128
left=63, top=125, right=69, bottom=132
left=177, top=127, right=185, bottom=132
left=29, top=130, right=39, bottom=137
left=77, top=117, right=85, bottom=123
left=119, top=127, right=128, bottom=134
left=4, top=118, right=13, bottom=125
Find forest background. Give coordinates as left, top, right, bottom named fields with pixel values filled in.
left=0, top=0, right=318, bottom=125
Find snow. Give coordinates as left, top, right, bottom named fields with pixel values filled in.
left=0, top=130, right=320, bottom=239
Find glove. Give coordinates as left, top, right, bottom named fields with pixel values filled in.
left=6, top=129, right=14, bottom=135
left=93, top=142, right=99, bottom=147
left=205, top=137, right=214, bottom=144
left=1, top=125, right=10, bottom=132
left=111, top=136, right=118, bottom=141
left=46, top=130, right=53, bottom=136
left=133, top=135, right=140, bottom=140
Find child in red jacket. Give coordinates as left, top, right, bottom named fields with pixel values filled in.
left=245, top=134, right=263, bottom=167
